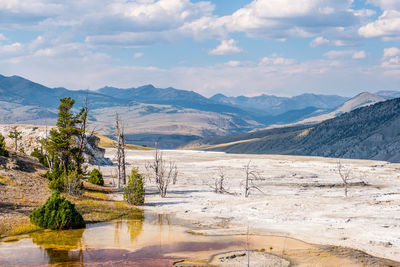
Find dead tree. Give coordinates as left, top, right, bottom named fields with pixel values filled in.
left=171, top=162, right=178, bottom=185
left=211, top=167, right=226, bottom=193
left=115, top=113, right=121, bottom=188
left=243, top=161, right=264, bottom=197
left=121, top=129, right=126, bottom=185
left=115, top=113, right=126, bottom=189
left=337, top=161, right=352, bottom=197
left=146, top=148, right=177, bottom=197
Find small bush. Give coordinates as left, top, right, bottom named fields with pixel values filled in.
left=49, top=176, right=65, bottom=192
left=124, top=168, right=145, bottom=205
left=30, top=192, right=85, bottom=230
left=88, top=168, right=104, bottom=186
left=0, top=134, right=9, bottom=157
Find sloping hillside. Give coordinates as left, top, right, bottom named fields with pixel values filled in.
left=297, top=92, right=385, bottom=125
left=191, top=97, right=400, bottom=162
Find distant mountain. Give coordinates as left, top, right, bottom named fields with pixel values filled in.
left=188, top=97, right=400, bottom=162
left=0, top=75, right=260, bottom=148
left=296, top=92, right=385, bottom=125
left=0, top=74, right=124, bottom=109
left=97, top=85, right=246, bottom=114
left=210, top=92, right=348, bottom=116
left=376, top=90, right=400, bottom=100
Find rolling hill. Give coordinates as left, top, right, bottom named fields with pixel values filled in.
left=188, top=97, right=400, bottom=162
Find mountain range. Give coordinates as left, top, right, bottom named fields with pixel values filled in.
left=0, top=74, right=399, bottom=148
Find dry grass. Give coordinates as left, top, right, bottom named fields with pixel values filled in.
left=96, top=134, right=153, bottom=150
left=0, top=175, right=17, bottom=186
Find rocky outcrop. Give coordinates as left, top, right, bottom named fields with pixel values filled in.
left=0, top=124, right=112, bottom=166
left=84, top=135, right=112, bottom=166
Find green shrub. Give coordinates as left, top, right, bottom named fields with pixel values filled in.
left=45, top=163, right=63, bottom=181
left=0, top=134, right=9, bottom=157
left=88, top=168, right=104, bottom=186
left=29, top=192, right=85, bottom=230
left=49, top=176, right=65, bottom=192
left=123, top=168, right=145, bottom=205
left=30, top=148, right=49, bottom=167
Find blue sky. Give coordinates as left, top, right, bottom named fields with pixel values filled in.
left=0, top=0, right=399, bottom=97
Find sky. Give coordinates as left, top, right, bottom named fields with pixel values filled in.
left=0, top=0, right=399, bottom=97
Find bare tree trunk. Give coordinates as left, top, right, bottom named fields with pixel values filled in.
left=121, top=129, right=126, bottom=185
left=146, top=148, right=177, bottom=198
left=243, top=161, right=264, bottom=197
left=337, top=161, right=351, bottom=197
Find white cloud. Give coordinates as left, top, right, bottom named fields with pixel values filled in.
left=221, top=0, right=358, bottom=39
left=353, top=9, right=376, bottom=17
left=358, top=10, right=400, bottom=38
left=28, top=35, right=46, bottom=51
left=0, top=42, right=23, bottom=55
left=367, top=0, right=400, bottom=10
left=209, top=39, right=243, bottom=55
left=0, top=0, right=365, bottom=47
left=0, top=33, right=6, bottom=41
left=310, top=36, right=330, bottom=47
left=224, top=60, right=241, bottom=67
left=383, top=47, right=400, bottom=58
left=324, top=50, right=366, bottom=59
left=310, top=37, right=354, bottom=47
left=259, top=55, right=296, bottom=65
left=352, top=50, right=366, bottom=59
left=133, top=52, right=144, bottom=58
left=382, top=47, right=400, bottom=68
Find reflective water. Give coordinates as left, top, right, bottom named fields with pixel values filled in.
left=0, top=211, right=398, bottom=266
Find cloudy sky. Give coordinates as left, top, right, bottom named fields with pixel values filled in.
left=0, top=0, right=399, bottom=97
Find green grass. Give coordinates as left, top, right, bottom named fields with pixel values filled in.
left=6, top=223, right=41, bottom=236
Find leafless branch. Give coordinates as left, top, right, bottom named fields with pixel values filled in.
left=146, top=148, right=177, bottom=197
left=337, top=161, right=352, bottom=197
left=243, top=160, right=265, bottom=197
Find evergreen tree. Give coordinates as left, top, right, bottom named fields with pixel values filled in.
left=124, top=168, right=145, bottom=205
left=8, top=126, right=22, bottom=151
left=43, top=97, right=88, bottom=195
left=0, top=134, right=9, bottom=157
left=46, top=97, right=86, bottom=175
left=88, top=168, right=104, bottom=186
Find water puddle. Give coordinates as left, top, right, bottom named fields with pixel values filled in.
left=0, top=210, right=398, bottom=266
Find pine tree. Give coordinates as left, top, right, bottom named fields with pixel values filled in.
left=46, top=97, right=86, bottom=175
left=124, top=168, right=145, bottom=205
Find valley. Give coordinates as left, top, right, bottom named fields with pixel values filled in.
left=1, top=74, right=397, bottom=149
